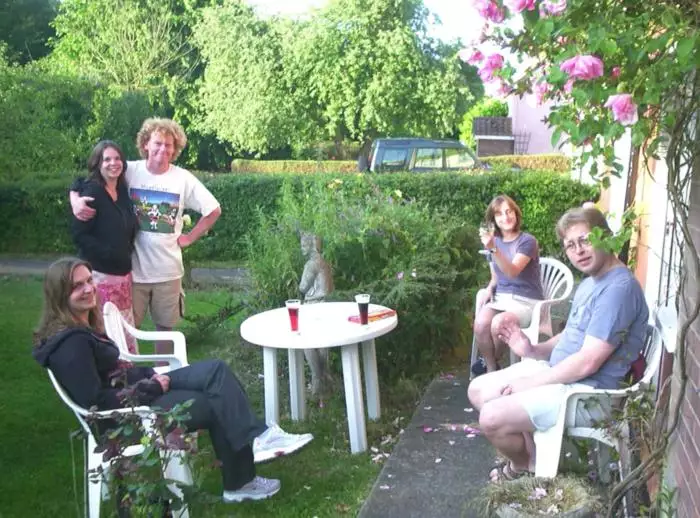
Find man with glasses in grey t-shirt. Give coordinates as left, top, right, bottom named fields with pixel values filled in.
left=467, top=207, right=648, bottom=483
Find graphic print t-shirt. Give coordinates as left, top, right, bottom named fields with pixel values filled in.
left=126, top=161, right=220, bottom=283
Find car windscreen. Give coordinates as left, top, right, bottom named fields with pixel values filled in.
left=377, top=148, right=408, bottom=171
left=445, top=147, right=477, bottom=169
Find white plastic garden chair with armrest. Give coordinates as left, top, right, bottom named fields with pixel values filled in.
left=47, top=369, right=193, bottom=518
left=103, top=301, right=189, bottom=374
left=469, top=257, right=574, bottom=379
left=533, top=317, right=665, bottom=482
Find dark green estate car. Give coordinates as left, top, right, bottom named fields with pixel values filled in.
left=366, top=138, right=485, bottom=173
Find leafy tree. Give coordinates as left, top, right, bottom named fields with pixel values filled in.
left=194, top=0, right=483, bottom=154
left=49, top=0, right=192, bottom=92
left=458, top=97, right=508, bottom=147
left=0, top=0, right=57, bottom=64
left=0, top=58, right=96, bottom=179
left=48, top=0, right=232, bottom=169
left=193, top=2, right=299, bottom=155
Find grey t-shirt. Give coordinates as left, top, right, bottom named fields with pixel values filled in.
left=492, top=232, right=544, bottom=300
left=549, top=266, right=649, bottom=389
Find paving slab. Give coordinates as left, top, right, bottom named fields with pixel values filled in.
left=358, top=370, right=495, bottom=518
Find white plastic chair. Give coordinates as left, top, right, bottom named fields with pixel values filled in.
left=103, top=301, right=189, bottom=373
left=470, top=257, right=574, bottom=378
left=47, top=369, right=193, bottom=518
left=522, top=257, right=575, bottom=344
left=533, top=316, right=666, bottom=484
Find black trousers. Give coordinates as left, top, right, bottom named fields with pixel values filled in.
left=153, top=359, right=267, bottom=490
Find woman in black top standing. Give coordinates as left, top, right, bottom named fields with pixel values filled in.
left=72, top=141, right=139, bottom=352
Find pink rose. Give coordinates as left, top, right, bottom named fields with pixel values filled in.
left=564, top=78, right=575, bottom=93
left=478, top=53, right=504, bottom=82
left=560, top=55, right=604, bottom=81
left=604, top=94, right=639, bottom=126
left=473, top=0, right=505, bottom=23
left=611, top=66, right=621, bottom=78
left=534, top=81, right=551, bottom=105
left=496, top=81, right=513, bottom=98
left=505, top=0, right=535, bottom=13
left=461, top=49, right=484, bottom=65
left=542, top=0, right=567, bottom=15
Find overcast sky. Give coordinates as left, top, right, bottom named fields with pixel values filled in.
left=244, top=0, right=485, bottom=44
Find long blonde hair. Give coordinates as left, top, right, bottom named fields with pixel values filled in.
left=33, top=257, right=104, bottom=345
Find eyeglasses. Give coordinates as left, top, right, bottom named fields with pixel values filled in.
left=563, top=233, right=591, bottom=253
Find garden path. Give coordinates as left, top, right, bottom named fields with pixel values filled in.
left=358, top=369, right=494, bottom=518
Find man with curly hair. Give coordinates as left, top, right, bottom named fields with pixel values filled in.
left=70, top=118, right=221, bottom=354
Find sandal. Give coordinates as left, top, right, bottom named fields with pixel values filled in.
left=488, top=461, right=530, bottom=483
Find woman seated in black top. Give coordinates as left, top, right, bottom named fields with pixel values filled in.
left=33, top=257, right=313, bottom=503
left=71, top=141, right=139, bottom=353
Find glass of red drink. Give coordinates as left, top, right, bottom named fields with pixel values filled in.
left=355, top=294, right=370, bottom=325
left=285, top=299, right=301, bottom=332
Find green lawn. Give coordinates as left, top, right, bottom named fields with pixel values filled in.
left=0, top=275, right=422, bottom=517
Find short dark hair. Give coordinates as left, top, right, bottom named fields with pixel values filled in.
left=556, top=207, right=612, bottom=241
left=484, top=194, right=522, bottom=237
left=86, top=140, right=127, bottom=190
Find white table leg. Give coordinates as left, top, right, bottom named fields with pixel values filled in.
left=341, top=343, right=367, bottom=453
left=288, top=348, right=306, bottom=421
left=361, top=339, right=381, bottom=420
left=262, top=347, right=279, bottom=425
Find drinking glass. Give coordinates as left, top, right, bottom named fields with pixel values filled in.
left=285, top=299, right=301, bottom=332
left=355, top=294, right=371, bottom=325
left=479, top=222, right=496, bottom=255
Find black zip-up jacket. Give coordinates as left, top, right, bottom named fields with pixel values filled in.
left=71, top=179, right=138, bottom=275
left=33, top=327, right=160, bottom=410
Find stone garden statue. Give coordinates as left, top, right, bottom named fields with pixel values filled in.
left=299, top=233, right=334, bottom=396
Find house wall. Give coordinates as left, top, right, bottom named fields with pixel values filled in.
left=667, top=174, right=700, bottom=518
left=508, top=94, right=557, bottom=155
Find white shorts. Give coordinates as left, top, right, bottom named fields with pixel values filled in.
left=501, top=360, right=610, bottom=431
left=484, top=292, right=540, bottom=327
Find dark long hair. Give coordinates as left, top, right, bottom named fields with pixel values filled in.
left=33, top=257, right=104, bottom=345
left=86, top=140, right=128, bottom=191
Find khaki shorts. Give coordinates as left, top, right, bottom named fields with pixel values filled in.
left=504, top=360, right=611, bottom=431
left=132, top=278, right=185, bottom=329
left=484, top=292, right=539, bottom=327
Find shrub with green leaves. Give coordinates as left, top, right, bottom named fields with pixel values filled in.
left=0, top=170, right=597, bottom=262
left=458, top=97, right=509, bottom=148
left=245, top=177, right=487, bottom=381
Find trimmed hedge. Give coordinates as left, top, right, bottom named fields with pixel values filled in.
left=485, top=154, right=571, bottom=173
left=0, top=170, right=597, bottom=261
left=231, top=159, right=357, bottom=174
left=231, top=154, right=572, bottom=175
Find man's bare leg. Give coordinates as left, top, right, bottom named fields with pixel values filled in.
left=479, top=395, right=535, bottom=475
left=468, top=361, right=549, bottom=411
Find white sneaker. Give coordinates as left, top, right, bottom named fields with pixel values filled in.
left=222, top=476, right=281, bottom=502
left=253, top=424, right=314, bottom=463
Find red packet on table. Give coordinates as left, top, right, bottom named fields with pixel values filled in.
left=348, top=309, right=396, bottom=324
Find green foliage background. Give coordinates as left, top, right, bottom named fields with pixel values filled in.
left=458, top=97, right=509, bottom=148
left=0, top=170, right=597, bottom=262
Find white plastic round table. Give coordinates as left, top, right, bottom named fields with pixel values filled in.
left=240, top=301, right=398, bottom=453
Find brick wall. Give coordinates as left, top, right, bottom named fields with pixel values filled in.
left=668, top=173, right=700, bottom=517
